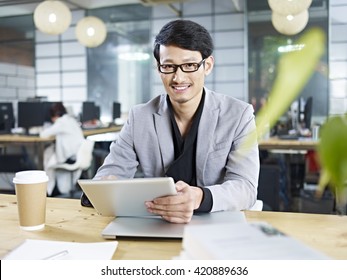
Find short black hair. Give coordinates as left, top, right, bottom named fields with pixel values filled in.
left=50, top=102, right=67, bottom=118
left=153, top=19, right=214, bottom=63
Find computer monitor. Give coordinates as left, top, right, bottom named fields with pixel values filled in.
left=95, top=105, right=100, bottom=120
left=303, top=96, right=313, bottom=130
left=298, top=96, right=313, bottom=130
left=43, top=101, right=56, bottom=123
left=81, top=101, right=99, bottom=123
left=0, top=102, right=15, bottom=134
left=17, top=102, right=45, bottom=133
left=113, top=102, right=121, bottom=120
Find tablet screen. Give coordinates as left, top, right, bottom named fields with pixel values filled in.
left=78, top=177, right=177, bottom=217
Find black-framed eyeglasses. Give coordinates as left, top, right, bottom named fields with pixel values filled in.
left=158, top=59, right=206, bottom=74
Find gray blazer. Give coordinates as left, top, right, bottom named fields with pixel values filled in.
left=96, top=88, right=260, bottom=212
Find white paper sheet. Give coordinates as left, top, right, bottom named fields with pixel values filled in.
left=3, top=239, right=118, bottom=260
left=181, top=222, right=330, bottom=260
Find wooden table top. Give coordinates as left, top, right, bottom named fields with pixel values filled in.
left=0, top=126, right=122, bottom=143
left=0, top=134, right=54, bottom=143
left=1, top=194, right=346, bottom=260
left=82, top=125, right=122, bottom=137
left=259, top=137, right=318, bottom=150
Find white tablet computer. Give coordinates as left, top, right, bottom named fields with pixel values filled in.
left=77, top=177, right=177, bottom=217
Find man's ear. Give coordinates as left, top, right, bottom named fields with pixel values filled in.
left=204, top=56, right=214, bottom=76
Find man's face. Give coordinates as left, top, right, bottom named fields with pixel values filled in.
left=158, top=45, right=213, bottom=106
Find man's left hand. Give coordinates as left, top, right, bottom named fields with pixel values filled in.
left=145, top=180, right=203, bottom=223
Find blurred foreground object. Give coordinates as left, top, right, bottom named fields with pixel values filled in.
left=255, top=28, right=325, bottom=141
left=317, top=114, right=347, bottom=210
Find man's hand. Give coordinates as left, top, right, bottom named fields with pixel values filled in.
left=145, top=180, right=203, bottom=223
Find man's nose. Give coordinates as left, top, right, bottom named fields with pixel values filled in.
left=172, top=67, right=185, bottom=82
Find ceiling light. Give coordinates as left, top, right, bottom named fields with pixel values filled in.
left=33, top=0, right=71, bottom=35
left=268, top=0, right=312, bottom=16
left=75, top=16, right=107, bottom=48
left=271, top=10, right=309, bottom=36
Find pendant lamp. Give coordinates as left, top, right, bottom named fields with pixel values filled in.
left=268, top=0, right=312, bottom=16
left=33, top=0, right=71, bottom=35
left=75, top=16, right=107, bottom=48
left=271, top=10, right=309, bottom=36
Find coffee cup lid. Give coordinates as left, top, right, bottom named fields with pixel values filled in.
left=13, top=170, right=49, bottom=184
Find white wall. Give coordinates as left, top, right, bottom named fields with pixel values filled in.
left=0, top=63, right=35, bottom=101
left=330, top=0, right=347, bottom=115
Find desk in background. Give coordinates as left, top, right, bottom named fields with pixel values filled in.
left=0, top=134, right=54, bottom=170
left=82, top=125, right=122, bottom=137
left=1, top=194, right=346, bottom=260
left=0, top=126, right=122, bottom=171
left=258, top=137, right=322, bottom=212
left=259, top=137, right=318, bottom=151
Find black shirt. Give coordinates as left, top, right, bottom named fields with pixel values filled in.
left=165, top=91, right=213, bottom=212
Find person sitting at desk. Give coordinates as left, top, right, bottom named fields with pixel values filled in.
left=91, top=19, right=259, bottom=223
left=40, top=102, right=84, bottom=196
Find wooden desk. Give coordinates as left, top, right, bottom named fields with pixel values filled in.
left=82, top=125, right=122, bottom=137
left=1, top=194, right=346, bottom=260
left=259, top=137, right=318, bottom=151
left=0, top=134, right=54, bottom=170
left=0, top=126, right=122, bottom=170
left=259, top=137, right=319, bottom=211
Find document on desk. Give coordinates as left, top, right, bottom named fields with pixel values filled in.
left=179, top=222, right=330, bottom=260
left=3, top=239, right=118, bottom=260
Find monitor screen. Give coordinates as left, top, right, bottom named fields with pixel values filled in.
left=303, top=96, right=313, bottom=129
left=113, top=102, right=121, bottom=120
left=42, top=101, right=57, bottom=123
left=81, top=101, right=99, bottom=123
left=95, top=105, right=100, bottom=120
left=17, top=102, right=45, bottom=131
left=0, top=102, right=15, bottom=133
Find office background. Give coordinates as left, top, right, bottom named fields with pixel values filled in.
left=1, top=0, right=346, bottom=121
left=0, top=0, right=346, bottom=212
left=2, top=2, right=347, bottom=263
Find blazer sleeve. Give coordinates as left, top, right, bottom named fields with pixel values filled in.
left=206, top=104, right=260, bottom=212
left=94, top=108, right=139, bottom=179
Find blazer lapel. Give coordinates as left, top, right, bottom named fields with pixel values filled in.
left=196, top=91, right=219, bottom=185
left=152, top=90, right=219, bottom=182
left=154, top=99, right=174, bottom=173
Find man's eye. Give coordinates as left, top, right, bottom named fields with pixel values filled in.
left=183, top=63, right=196, bottom=69
left=162, top=65, right=174, bottom=69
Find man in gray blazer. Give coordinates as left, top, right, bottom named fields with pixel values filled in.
left=94, top=19, right=259, bottom=223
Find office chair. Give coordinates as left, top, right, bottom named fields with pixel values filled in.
left=53, top=139, right=95, bottom=198
left=258, top=164, right=281, bottom=211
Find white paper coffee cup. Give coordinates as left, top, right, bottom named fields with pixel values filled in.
left=13, top=170, right=49, bottom=231
left=13, top=170, right=49, bottom=185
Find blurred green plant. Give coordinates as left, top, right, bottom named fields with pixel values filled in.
left=255, top=27, right=326, bottom=139
left=317, top=114, right=347, bottom=207
left=243, top=28, right=326, bottom=150
left=252, top=27, right=347, bottom=210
